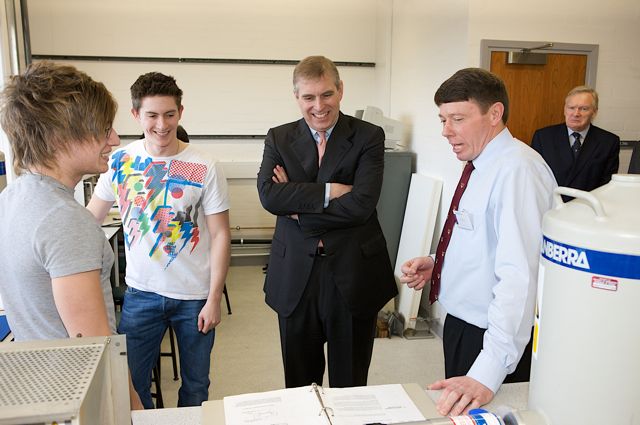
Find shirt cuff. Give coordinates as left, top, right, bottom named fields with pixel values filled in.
left=466, top=349, right=508, bottom=394
left=324, top=183, right=331, bottom=208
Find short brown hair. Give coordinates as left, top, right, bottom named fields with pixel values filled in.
left=434, top=68, right=510, bottom=124
left=293, top=56, right=341, bottom=94
left=130, top=72, right=183, bottom=111
left=0, top=61, right=117, bottom=174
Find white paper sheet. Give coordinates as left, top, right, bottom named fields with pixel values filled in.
left=322, top=384, right=425, bottom=425
left=223, top=383, right=425, bottom=425
left=224, top=386, right=325, bottom=425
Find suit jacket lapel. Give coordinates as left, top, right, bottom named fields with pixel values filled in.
left=291, top=119, right=319, bottom=181
left=552, top=124, right=577, bottom=186
left=569, top=127, right=597, bottom=184
left=318, top=113, right=353, bottom=182
left=556, top=124, right=574, bottom=164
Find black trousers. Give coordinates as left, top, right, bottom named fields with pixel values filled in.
left=278, top=255, right=377, bottom=388
left=443, top=314, right=533, bottom=383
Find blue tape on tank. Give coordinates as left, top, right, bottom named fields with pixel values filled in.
left=469, top=413, right=497, bottom=425
left=472, top=415, right=488, bottom=425
left=542, top=235, right=640, bottom=279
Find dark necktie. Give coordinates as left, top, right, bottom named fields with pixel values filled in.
left=571, top=132, right=581, bottom=159
left=429, top=161, right=475, bottom=304
left=317, top=131, right=327, bottom=166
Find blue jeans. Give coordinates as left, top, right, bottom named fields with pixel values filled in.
left=118, top=287, right=215, bottom=408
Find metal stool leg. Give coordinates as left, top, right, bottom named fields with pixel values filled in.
left=223, top=283, right=232, bottom=315
left=151, top=363, right=164, bottom=408
left=168, top=326, right=178, bottom=381
left=159, top=326, right=179, bottom=381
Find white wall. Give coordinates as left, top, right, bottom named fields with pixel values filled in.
left=14, top=0, right=640, bottom=187
left=387, top=0, right=640, bottom=248
left=467, top=0, right=640, bottom=141
left=387, top=0, right=470, bottom=236
left=27, top=0, right=380, bottom=137
left=26, top=0, right=384, bottom=191
left=7, top=0, right=640, bottom=267
left=383, top=0, right=470, bottom=326
left=373, top=0, right=393, bottom=115
left=24, top=0, right=640, bottom=204
left=385, top=0, right=640, bottom=320
left=25, top=0, right=383, bottom=232
left=29, top=0, right=378, bottom=61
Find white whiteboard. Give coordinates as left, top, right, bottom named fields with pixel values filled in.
left=394, top=173, right=442, bottom=330
left=26, top=0, right=379, bottom=136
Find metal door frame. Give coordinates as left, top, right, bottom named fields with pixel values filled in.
left=480, top=39, right=599, bottom=88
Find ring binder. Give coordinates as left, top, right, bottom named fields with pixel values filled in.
left=312, top=383, right=335, bottom=424
left=222, top=383, right=425, bottom=425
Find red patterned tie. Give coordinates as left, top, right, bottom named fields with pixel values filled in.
left=317, top=131, right=327, bottom=166
left=429, top=161, right=475, bottom=304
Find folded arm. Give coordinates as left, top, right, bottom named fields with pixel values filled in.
left=298, top=129, right=384, bottom=236
left=257, top=129, right=326, bottom=217
left=258, top=125, right=385, bottom=237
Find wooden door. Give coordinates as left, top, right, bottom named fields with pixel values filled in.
left=490, top=52, right=587, bottom=145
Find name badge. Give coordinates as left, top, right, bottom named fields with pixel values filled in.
left=453, top=210, right=473, bottom=230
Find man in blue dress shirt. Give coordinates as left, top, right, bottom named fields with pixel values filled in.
left=400, top=68, right=557, bottom=416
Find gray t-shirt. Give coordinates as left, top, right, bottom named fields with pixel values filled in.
left=0, top=173, right=116, bottom=341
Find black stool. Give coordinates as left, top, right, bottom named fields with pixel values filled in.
left=113, top=286, right=178, bottom=407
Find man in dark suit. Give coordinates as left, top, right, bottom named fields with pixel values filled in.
left=532, top=86, right=620, bottom=192
left=257, top=55, right=397, bottom=388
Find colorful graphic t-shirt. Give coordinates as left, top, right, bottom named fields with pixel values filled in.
left=94, top=140, right=229, bottom=299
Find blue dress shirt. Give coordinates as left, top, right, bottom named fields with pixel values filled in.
left=438, top=128, right=557, bottom=392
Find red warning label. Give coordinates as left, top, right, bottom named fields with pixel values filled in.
left=591, top=276, right=618, bottom=291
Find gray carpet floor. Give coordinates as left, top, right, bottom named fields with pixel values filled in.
left=157, top=263, right=445, bottom=407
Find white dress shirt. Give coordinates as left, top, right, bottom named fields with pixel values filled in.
left=438, top=127, right=557, bottom=392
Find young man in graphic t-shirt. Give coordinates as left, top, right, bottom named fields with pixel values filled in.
left=88, top=72, right=231, bottom=408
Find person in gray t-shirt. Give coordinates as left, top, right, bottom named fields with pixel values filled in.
left=0, top=174, right=117, bottom=340
left=0, top=61, right=142, bottom=410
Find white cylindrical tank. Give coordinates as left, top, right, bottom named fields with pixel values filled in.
left=529, top=175, right=640, bottom=424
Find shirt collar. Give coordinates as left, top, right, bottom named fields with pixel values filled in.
left=567, top=125, right=590, bottom=140
left=470, top=127, right=513, bottom=172
left=309, top=125, right=336, bottom=143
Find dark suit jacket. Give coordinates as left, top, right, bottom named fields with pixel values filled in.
left=629, top=143, right=640, bottom=174
left=531, top=123, right=620, bottom=192
left=257, top=113, right=397, bottom=319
